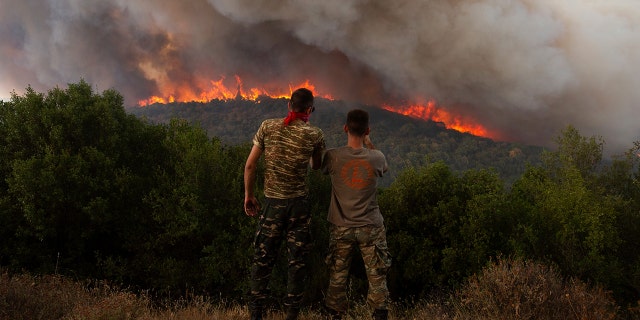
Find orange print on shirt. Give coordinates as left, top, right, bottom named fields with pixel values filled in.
left=340, top=159, right=374, bottom=190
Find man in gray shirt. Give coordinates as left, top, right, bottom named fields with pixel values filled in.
left=321, top=109, right=391, bottom=320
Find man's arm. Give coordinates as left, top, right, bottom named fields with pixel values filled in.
left=310, top=146, right=323, bottom=170
left=244, top=145, right=263, bottom=216
left=365, top=134, right=388, bottom=174
left=310, top=134, right=326, bottom=170
left=364, top=135, right=375, bottom=149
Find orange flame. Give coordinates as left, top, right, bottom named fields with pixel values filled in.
left=138, top=76, right=332, bottom=106
left=382, top=100, right=494, bottom=138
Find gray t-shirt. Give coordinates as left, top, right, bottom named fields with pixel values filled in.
left=321, top=146, right=388, bottom=227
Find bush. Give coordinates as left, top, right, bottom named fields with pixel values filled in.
left=453, top=257, right=618, bottom=320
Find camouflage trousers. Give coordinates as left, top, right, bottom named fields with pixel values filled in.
left=325, top=224, right=392, bottom=313
left=249, top=196, right=312, bottom=313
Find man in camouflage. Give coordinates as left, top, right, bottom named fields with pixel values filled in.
left=244, top=88, right=325, bottom=320
left=321, top=109, right=392, bottom=320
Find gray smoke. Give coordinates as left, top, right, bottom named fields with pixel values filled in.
left=1, top=0, right=639, bottom=155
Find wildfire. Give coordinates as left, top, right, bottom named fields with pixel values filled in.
left=137, top=76, right=332, bottom=106
left=382, top=101, right=494, bottom=138
left=138, top=75, right=495, bottom=139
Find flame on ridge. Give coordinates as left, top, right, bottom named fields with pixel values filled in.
left=137, top=76, right=332, bottom=106
left=382, top=100, right=495, bottom=138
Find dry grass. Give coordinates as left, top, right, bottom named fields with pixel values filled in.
left=1, top=258, right=638, bottom=320
left=0, top=271, right=149, bottom=320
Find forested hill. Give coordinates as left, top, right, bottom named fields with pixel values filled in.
left=129, top=97, right=545, bottom=185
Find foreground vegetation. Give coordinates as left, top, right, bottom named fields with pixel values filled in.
left=1, top=258, right=631, bottom=319
left=1, top=81, right=639, bottom=317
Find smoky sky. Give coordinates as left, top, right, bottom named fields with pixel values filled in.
left=1, top=0, right=639, bottom=155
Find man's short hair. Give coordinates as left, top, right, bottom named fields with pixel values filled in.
left=347, top=109, right=369, bottom=136
left=290, top=88, right=314, bottom=112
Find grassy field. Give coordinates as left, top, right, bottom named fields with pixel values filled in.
left=1, top=258, right=636, bottom=320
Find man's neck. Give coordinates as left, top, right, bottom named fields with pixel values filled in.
left=347, top=135, right=364, bottom=149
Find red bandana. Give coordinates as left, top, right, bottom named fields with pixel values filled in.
left=283, top=111, right=309, bottom=126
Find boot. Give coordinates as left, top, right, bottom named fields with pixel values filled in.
left=250, top=308, right=263, bottom=320
left=329, top=312, right=343, bottom=320
left=285, top=308, right=299, bottom=320
left=324, top=306, right=344, bottom=320
left=372, top=309, right=388, bottom=320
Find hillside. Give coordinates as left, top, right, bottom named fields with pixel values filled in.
left=129, top=97, right=545, bottom=185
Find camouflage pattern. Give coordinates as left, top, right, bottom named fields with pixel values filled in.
left=253, top=118, right=325, bottom=199
left=250, top=196, right=313, bottom=312
left=325, top=224, right=392, bottom=313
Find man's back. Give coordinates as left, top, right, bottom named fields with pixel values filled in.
left=322, top=146, right=388, bottom=227
left=254, top=118, right=324, bottom=199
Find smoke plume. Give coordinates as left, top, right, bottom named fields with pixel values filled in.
left=1, top=0, right=639, bottom=154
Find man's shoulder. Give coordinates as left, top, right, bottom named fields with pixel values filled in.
left=324, top=147, right=340, bottom=154
left=304, top=123, right=324, bottom=134
left=366, top=149, right=387, bottom=162
left=298, top=123, right=324, bottom=142
left=262, top=118, right=283, bottom=126
left=258, top=118, right=289, bottom=134
left=330, top=146, right=351, bottom=152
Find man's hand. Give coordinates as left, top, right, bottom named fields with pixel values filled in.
left=244, top=196, right=260, bottom=217
left=244, top=145, right=263, bottom=217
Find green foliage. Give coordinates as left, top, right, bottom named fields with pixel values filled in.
left=0, top=81, right=256, bottom=298
left=379, top=126, right=640, bottom=306
left=0, top=80, right=156, bottom=274
left=509, top=165, right=622, bottom=283
left=380, top=162, right=511, bottom=296
left=507, top=127, right=638, bottom=303
left=542, top=125, right=603, bottom=181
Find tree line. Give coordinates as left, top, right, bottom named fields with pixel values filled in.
left=1, top=80, right=639, bottom=308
